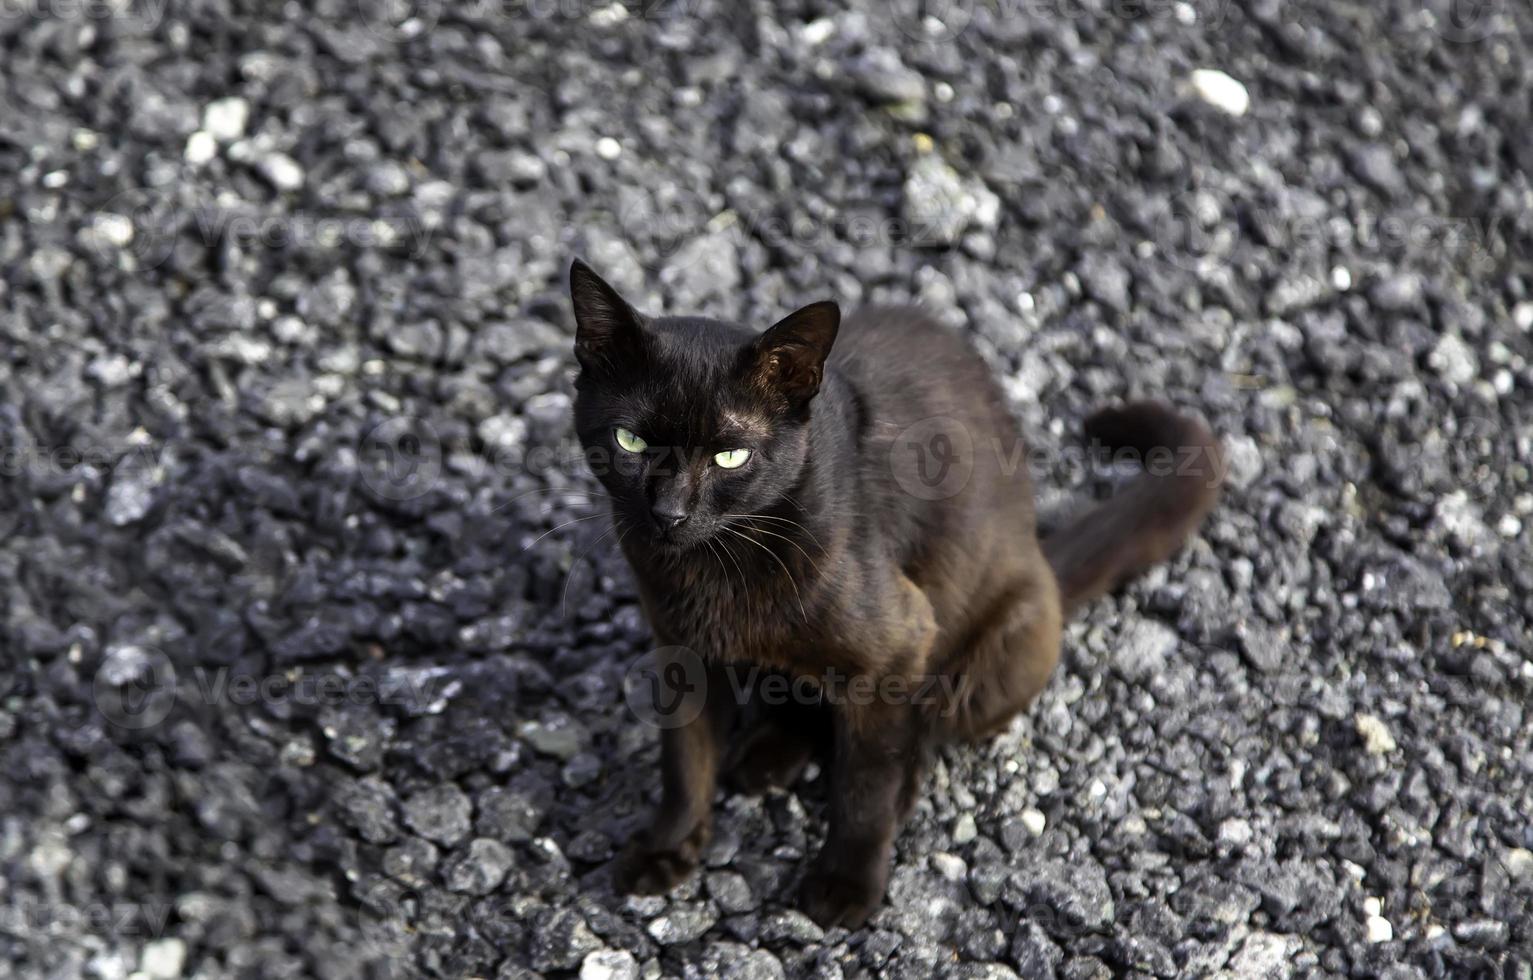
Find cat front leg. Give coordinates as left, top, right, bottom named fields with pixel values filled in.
left=800, top=695, right=924, bottom=928
left=798, top=572, right=937, bottom=927
left=613, top=653, right=737, bottom=894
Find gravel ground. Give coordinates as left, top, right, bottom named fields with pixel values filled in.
left=3, top=1, right=1532, bottom=977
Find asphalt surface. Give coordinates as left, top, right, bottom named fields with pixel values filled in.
left=1, top=0, right=1531, bottom=977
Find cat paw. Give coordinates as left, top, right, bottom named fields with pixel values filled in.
left=799, top=866, right=884, bottom=929
left=611, top=820, right=709, bottom=895
left=612, top=843, right=699, bottom=895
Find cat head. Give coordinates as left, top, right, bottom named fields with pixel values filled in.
left=567, top=258, right=839, bottom=553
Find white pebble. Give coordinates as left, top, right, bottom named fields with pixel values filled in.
left=1508, top=300, right=1533, bottom=331
left=91, top=213, right=135, bottom=248
left=271, top=315, right=308, bottom=344
left=1514, top=301, right=1533, bottom=331
left=580, top=949, right=638, bottom=980
left=1357, top=106, right=1385, bottom=137
left=952, top=813, right=977, bottom=844
left=595, top=137, right=622, bottom=160
left=801, top=17, right=835, bottom=44
left=1191, top=69, right=1250, bottom=116
left=1218, top=818, right=1253, bottom=848
left=1366, top=914, right=1394, bottom=943
left=257, top=153, right=304, bottom=192
left=478, top=413, right=528, bottom=453
left=1020, top=808, right=1046, bottom=836
left=1222, top=434, right=1264, bottom=490
left=1355, top=714, right=1397, bottom=755
left=1331, top=265, right=1353, bottom=291
left=185, top=130, right=217, bottom=165
left=1364, top=896, right=1382, bottom=916
left=930, top=852, right=967, bottom=881
left=1498, top=514, right=1522, bottom=538
left=1429, top=334, right=1479, bottom=386
left=140, top=938, right=186, bottom=979
left=1505, top=847, right=1533, bottom=878
left=202, top=97, right=249, bottom=141
left=587, top=3, right=628, bottom=27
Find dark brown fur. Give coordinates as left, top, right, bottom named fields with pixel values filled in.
left=568, top=260, right=1224, bottom=927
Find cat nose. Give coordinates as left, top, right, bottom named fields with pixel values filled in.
left=651, top=503, right=689, bottom=531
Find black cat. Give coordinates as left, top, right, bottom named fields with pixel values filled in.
left=568, top=258, right=1224, bottom=927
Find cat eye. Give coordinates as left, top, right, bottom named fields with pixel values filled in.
left=614, top=427, right=647, bottom=453
left=713, top=449, right=751, bottom=469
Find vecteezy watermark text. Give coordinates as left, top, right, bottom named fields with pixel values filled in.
left=622, top=647, right=967, bottom=729
left=83, top=189, right=435, bottom=270
left=360, top=412, right=1227, bottom=506
left=0, top=900, right=175, bottom=938
left=92, top=647, right=459, bottom=731
left=0, top=0, right=168, bottom=27
left=0, top=440, right=165, bottom=478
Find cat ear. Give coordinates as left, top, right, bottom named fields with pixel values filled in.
left=569, top=258, right=646, bottom=372
left=743, top=300, right=841, bottom=409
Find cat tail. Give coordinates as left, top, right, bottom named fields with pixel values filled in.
left=1042, top=401, right=1224, bottom=616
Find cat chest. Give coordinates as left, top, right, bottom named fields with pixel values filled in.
left=644, top=586, right=819, bottom=671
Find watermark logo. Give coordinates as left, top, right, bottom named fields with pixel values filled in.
left=84, top=188, right=180, bottom=270
left=623, top=646, right=708, bottom=730
left=615, top=194, right=678, bottom=263
left=889, top=0, right=979, bottom=43
left=93, top=645, right=177, bottom=731
left=890, top=416, right=976, bottom=500
left=353, top=0, right=440, bottom=38
left=1427, top=0, right=1504, bottom=42
left=359, top=417, right=443, bottom=501
left=1151, top=190, right=1226, bottom=275
left=620, top=647, right=970, bottom=729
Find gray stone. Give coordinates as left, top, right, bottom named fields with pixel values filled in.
left=400, top=785, right=472, bottom=846
left=444, top=838, right=514, bottom=895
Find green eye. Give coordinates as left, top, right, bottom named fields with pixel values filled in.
left=614, top=427, right=647, bottom=453
left=713, top=449, right=750, bottom=469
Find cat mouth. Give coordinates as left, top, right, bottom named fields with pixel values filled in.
left=651, top=529, right=701, bottom=551
left=647, top=522, right=717, bottom=554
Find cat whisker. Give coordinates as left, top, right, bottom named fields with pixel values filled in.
left=520, top=512, right=607, bottom=551
left=491, top=485, right=612, bottom=517
left=782, top=493, right=868, bottom=525
left=733, top=520, right=823, bottom=578
left=725, top=512, right=827, bottom=554
left=722, top=524, right=808, bottom=622
left=702, top=537, right=733, bottom=594
left=710, top=530, right=749, bottom=593
left=559, top=516, right=627, bottom=620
